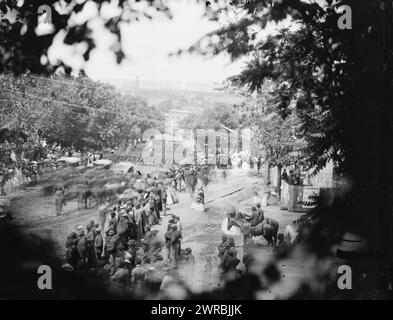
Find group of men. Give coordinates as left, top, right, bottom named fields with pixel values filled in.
left=62, top=169, right=180, bottom=294
left=167, top=164, right=212, bottom=191
left=217, top=235, right=241, bottom=282
left=167, top=167, right=185, bottom=191
left=62, top=166, right=199, bottom=297
left=65, top=218, right=171, bottom=296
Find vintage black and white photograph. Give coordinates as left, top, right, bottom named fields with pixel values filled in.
left=0, top=0, right=392, bottom=304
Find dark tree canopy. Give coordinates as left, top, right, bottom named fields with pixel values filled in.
left=190, top=0, right=393, bottom=289
left=0, top=0, right=171, bottom=74
left=1, top=0, right=393, bottom=298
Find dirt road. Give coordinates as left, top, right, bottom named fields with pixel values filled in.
left=9, top=166, right=305, bottom=297
left=151, top=169, right=304, bottom=293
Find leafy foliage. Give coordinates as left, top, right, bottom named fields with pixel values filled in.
left=195, top=0, right=387, bottom=175
left=0, top=73, right=164, bottom=188
left=0, top=0, right=171, bottom=74
left=224, top=80, right=305, bottom=168
left=180, top=103, right=238, bottom=131
left=0, top=72, right=164, bottom=151
left=196, top=0, right=393, bottom=297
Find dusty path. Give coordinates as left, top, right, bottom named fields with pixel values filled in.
left=9, top=187, right=99, bottom=254
left=151, top=171, right=262, bottom=291
left=151, top=170, right=304, bottom=293
left=8, top=166, right=305, bottom=298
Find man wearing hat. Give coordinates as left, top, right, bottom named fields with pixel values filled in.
left=227, top=237, right=237, bottom=257
left=218, top=235, right=228, bottom=259
left=142, top=225, right=153, bottom=251
left=66, top=232, right=78, bottom=268
left=222, top=248, right=240, bottom=275
left=86, top=222, right=96, bottom=266
left=134, top=203, right=144, bottom=239
left=108, top=211, right=118, bottom=233
left=174, top=216, right=183, bottom=252
left=116, top=212, right=129, bottom=244
left=94, top=227, right=103, bottom=260
left=159, top=182, right=167, bottom=216
left=76, top=226, right=87, bottom=265
left=248, top=206, right=260, bottom=227
left=169, top=225, right=182, bottom=267
left=219, top=242, right=231, bottom=269
left=53, top=186, right=65, bottom=216
left=164, top=225, right=173, bottom=260
left=105, top=229, right=118, bottom=274
left=185, top=247, right=195, bottom=262
left=256, top=202, right=265, bottom=225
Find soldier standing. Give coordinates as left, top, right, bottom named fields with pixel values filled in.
left=53, top=187, right=65, bottom=216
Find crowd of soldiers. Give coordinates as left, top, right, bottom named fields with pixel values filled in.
left=167, top=164, right=213, bottom=191
left=61, top=162, right=293, bottom=296
left=62, top=170, right=199, bottom=297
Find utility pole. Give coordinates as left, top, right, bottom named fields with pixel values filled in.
left=172, top=117, right=175, bottom=165
left=234, top=104, right=240, bottom=153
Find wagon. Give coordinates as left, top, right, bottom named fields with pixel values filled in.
left=56, top=157, right=81, bottom=167
left=93, top=159, right=113, bottom=168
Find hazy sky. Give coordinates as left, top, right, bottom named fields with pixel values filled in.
left=49, top=0, right=245, bottom=87
left=47, top=0, right=295, bottom=88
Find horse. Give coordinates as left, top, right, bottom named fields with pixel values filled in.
left=77, top=189, right=93, bottom=209
left=226, top=212, right=253, bottom=240
left=227, top=213, right=279, bottom=247
left=252, top=218, right=279, bottom=246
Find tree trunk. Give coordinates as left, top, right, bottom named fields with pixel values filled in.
left=265, top=162, right=271, bottom=186
left=276, top=164, right=282, bottom=200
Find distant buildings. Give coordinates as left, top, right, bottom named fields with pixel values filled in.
left=105, top=78, right=244, bottom=109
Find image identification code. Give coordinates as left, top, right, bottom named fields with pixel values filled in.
left=151, top=304, right=242, bottom=317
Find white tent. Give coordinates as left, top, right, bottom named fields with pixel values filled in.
left=56, top=157, right=81, bottom=164
left=93, top=159, right=112, bottom=167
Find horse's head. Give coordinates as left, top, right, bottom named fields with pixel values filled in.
left=228, top=217, right=251, bottom=235
left=227, top=218, right=238, bottom=231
